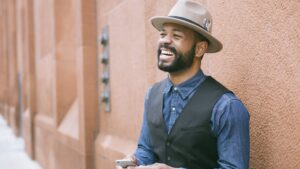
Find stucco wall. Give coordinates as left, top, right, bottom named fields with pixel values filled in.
left=1, top=0, right=300, bottom=169
left=96, top=0, right=300, bottom=168
left=202, top=0, right=300, bottom=168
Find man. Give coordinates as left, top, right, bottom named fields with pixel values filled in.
left=119, top=0, right=250, bottom=168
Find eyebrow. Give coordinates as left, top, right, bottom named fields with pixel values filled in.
left=160, top=28, right=184, bottom=33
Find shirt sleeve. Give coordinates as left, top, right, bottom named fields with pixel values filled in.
left=134, top=87, right=157, bottom=165
left=211, top=93, right=250, bottom=169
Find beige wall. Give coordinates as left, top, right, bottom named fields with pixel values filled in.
left=1, top=0, right=20, bottom=136
left=1, top=0, right=98, bottom=168
left=32, top=0, right=98, bottom=168
left=0, top=0, right=299, bottom=169
left=203, top=1, right=300, bottom=168
left=15, top=0, right=35, bottom=158
left=96, top=0, right=300, bottom=168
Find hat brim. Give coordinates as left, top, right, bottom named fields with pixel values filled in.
left=150, top=16, right=223, bottom=53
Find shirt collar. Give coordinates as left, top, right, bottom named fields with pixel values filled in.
left=164, top=70, right=206, bottom=100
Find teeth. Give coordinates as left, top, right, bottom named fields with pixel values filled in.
left=161, top=50, right=173, bottom=55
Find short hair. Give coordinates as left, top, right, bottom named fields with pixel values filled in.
left=196, top=33, right=208, bottom=44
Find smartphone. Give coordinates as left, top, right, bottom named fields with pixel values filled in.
left=115, top=159, right=136, bottom=168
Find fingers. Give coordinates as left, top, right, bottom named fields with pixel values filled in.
left=115, top=166, right=123, bottom=169
left=125, top=154, right=137, bottom=163
left=127, top=167, right=136, bottom=169
left=126, top=163, right=173, bottom=169
left=115, top=154, right=137, bottom=168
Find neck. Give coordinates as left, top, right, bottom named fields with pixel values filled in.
left=168, top=61, right=201, bottom=85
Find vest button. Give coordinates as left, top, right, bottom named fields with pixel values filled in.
left=166, top=142, right=170, bottom=146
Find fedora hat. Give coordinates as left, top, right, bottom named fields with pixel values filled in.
left=150, top=0, right=222, bottom=53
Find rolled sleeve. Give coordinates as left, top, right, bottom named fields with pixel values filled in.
left=211, top=93, right=250, bottom=169
left=134, top=87, right=157, bottom=165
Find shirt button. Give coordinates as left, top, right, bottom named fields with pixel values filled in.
left=167, top=156, right=171, bottom=161
left=174, top=87, right=178, bottom=91
left=166, top=142, right=170, bottom=146
left=172, top=107, right=176, bottom=111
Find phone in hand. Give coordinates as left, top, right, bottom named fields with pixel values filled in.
left=115, top=159, right=136, bottom=168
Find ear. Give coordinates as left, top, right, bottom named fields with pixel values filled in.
left=195, top=41, right=208, bottom=58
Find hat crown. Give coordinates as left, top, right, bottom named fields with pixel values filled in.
left=150, top=0, right=222, bottom=53
left=168, top=0, right=212, bottom=33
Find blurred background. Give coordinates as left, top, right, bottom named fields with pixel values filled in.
left=0, top=0, right=299, bottom=169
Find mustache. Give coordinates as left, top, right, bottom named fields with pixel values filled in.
left=157, top=43, right=177, bottom=55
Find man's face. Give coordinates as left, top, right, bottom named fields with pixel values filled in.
left=157, top=23, right=197, bottom=73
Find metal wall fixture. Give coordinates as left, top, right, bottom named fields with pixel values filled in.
left=98, top=26, right=110, bottom=112
left=101, top=50, right=109, bottom=64
left=101, top=70, right=109, bottom=84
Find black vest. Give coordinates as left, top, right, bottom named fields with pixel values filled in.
left=147, top=76, right=231, bottom=169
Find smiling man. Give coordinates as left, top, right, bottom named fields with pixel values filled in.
left=119, top=0, right=250, bottom=169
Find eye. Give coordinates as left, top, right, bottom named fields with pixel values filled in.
left=173, top=34, right=182, bottom=40
left=160, top=32, right=166, bottom=38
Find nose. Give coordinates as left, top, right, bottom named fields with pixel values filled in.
left=159, top=34, right=172, bottom=45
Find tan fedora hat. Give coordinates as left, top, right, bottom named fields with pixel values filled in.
left=150, top=0, right=222, bottom=53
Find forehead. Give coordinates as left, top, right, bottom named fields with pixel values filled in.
left=161, top=23, right=194, bottom=34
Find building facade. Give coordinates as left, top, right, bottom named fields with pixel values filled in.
left=0, top=0, right=300, bottom=169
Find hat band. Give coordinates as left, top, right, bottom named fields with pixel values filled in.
left=169, top=16, right=208, bottom=31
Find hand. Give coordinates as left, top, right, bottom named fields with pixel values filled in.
left=115, top=154, right=137, bottom=168
left=125, top=154, right=137, bottom=163
left=127, top=163, right=179, bottom=169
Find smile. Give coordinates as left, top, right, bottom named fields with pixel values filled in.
left=160, top=47, right=175, bottom=55
left=161, top=50, right=174, bottom=56
left=159, top=48, right=175, bottom=63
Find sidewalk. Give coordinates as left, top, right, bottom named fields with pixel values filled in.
left=0, top=115, right=42, bottom=169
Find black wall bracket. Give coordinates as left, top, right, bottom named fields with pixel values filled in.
left=98, top=26, right=110, bottom=112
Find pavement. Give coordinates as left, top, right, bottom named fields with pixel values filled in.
left=0, top=115, right=42, bottom=169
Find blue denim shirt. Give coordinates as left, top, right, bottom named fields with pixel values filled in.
left=135, top=70, right=250, bottom=169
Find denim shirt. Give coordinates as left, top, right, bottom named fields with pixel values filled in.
left=135, top=70, right=250, bottom=169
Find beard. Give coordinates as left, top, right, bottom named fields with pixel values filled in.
left=157, top=43, right=196, bottom=73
